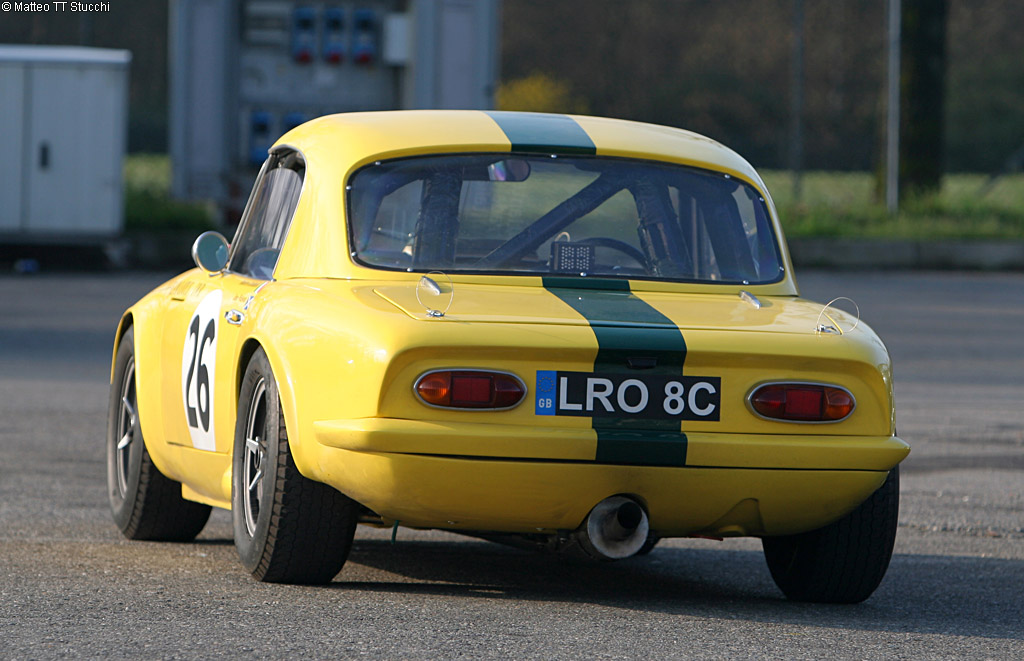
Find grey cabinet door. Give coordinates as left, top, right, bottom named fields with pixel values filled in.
left=0, top=64, right=25, bottom=232
left=27, top=63, right=125, bottom=234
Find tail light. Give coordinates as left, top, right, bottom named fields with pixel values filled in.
left=748, top=383, right=855, bottom=422
left=415, top=370, right=526, bottom=410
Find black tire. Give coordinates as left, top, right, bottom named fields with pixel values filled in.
left=106, top=326, right=212, bottom=541
left=762, top=467, right=900, bottom=603
left=231, top=348, right=359, bottom=584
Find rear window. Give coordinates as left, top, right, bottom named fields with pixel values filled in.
left=347, top=153, right=783, bottom=285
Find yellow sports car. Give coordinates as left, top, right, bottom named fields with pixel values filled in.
left=107, top=110, right=908, bottom=602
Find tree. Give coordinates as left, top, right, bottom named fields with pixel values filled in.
left=900, top=0, right=948, bottom=198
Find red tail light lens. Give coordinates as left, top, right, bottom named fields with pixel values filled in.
left=452, top=374, right=491, bottom=404
left=749, top=383, right=855, bottom=422
left=416, top=371, right=526, bottom=409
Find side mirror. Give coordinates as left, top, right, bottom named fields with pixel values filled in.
left=192, top=231, right=230, bottom=273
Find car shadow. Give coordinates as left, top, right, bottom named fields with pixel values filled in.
left=335, top=537, right=1023, bottom=641
left=191, top=538, right=235, bottom=547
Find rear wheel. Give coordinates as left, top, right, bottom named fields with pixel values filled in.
left=106, top=327, right=211, bottom=541
left=231, top=348, right=359, bottom=584
left=762, top=467, right=900, bottom=603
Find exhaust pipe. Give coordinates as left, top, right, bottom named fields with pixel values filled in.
left=574, top=496, right=650, bottom=560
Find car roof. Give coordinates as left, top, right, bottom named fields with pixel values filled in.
left=276, top=110, right=764, bottom=186
left=269, top=110, right=794, bottom=294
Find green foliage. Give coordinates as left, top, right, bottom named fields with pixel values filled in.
left=122, top=155, right=1024, bottom=239
left=946, top=55, right=1024, bottom=172
left=123, top=154, right=214, bottom=231
left=496, top=73, right=589, bottom=114
left=763, top=171, right=1024, bottom=239
left=501, top=0, right=1024, bottom=173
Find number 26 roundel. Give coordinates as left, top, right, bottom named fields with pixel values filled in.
left=181, top=290, right=221, bottom=451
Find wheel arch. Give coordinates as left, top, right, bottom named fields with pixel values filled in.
left=234, top=335, right=310, bottom=478
left=236, top=337, right=264, bottom=402
left=110, top=312, right=134, bottom=384
left=113, top=295, right=178, bottom=483
left=111, top=308, right=164, bottom=447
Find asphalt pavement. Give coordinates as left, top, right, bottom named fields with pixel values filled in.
left=1, top=270, right=1022, bottom=659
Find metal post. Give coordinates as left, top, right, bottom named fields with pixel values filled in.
left=790, top=0, right=804, bottom=201
left=886, top=0, right=901, bottom=214
left=78, top=14, right=94, bottom=46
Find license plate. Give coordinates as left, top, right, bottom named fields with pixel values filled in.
left=535, top=370, right=720, bottom=420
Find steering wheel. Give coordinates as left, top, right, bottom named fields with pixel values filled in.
left=577, top=237, right=648, bottom=268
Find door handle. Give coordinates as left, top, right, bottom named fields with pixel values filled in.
left=225, top=309, right=245, bottom=325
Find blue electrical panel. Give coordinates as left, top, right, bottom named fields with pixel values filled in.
left=249, top=111, right=274, bottom=166
left=352, top=8, right=377, bottom=64
left=323, top=7, right=347, bottom=64
left=169, top=0, right=499, bottom=206
left=282, top=112, right=308, bottom=134
left=291, top=6, right=317, bottom=63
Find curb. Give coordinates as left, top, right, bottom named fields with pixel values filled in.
left=119, top=230, right=197, bottom=271
left=787, top=238, right=1024, bottom=271
left=5, top=233, right=1024, bottom=273
left=119, top=234, right=1024, bottom=272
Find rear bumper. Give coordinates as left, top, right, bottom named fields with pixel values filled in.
left=308, top=418, right=908, bottom=537
left=313, top=417, right=909, bottom=470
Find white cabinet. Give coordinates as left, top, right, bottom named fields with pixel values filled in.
left=0, top=62, right=26, bottom=233
left=0, top=46, right=130, bottom=238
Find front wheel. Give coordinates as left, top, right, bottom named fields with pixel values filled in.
left=231, top=348, right=359, bottom=584
left=106, top=327, right=211, bottom=541
left=762, top=467, right=900, bottom=603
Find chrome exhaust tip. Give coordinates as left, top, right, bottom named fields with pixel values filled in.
left=575, top=495, right=650, bottom=560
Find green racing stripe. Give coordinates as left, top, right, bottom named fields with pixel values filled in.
left=542, top=277, right=689, bottom=467
left=484, top=111, right=597, bottom=155
left=483, top=112, right=689, bottom=466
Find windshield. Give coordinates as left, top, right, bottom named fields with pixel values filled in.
left=347, top=154, right=783, bottom=284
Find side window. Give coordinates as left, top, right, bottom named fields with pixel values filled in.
left=229, top=153, right=304, bottom=279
